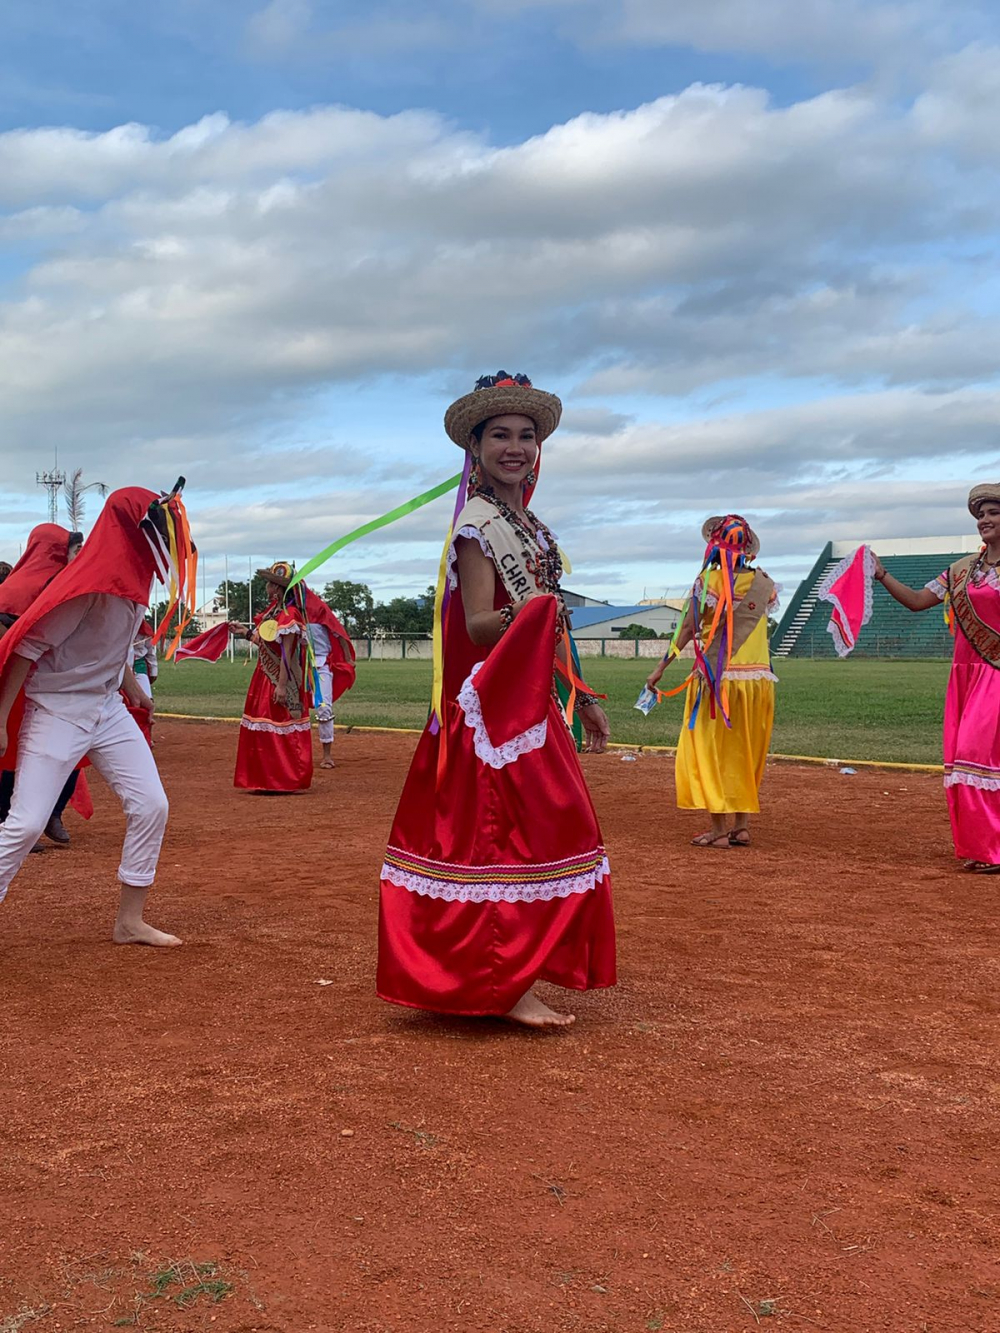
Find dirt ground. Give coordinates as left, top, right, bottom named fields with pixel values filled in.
left=1, top=721, right=997, bottom=1333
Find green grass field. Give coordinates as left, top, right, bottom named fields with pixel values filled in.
left=155, top=655, right=951, bottom=765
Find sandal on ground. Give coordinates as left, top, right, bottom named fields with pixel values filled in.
left=729, top=829, right=751, bottom=847
left=691, top=832, right=731, bottom=849
left=973, top=862, right=1000, bottom=875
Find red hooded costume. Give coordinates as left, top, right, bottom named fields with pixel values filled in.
left=0, top=487, right=189, bottom=769
left=0, top=524, right=75, bottom=776
left=304, top=587, right=356, bottom=702
left=0, top=524, right=74, bottom=621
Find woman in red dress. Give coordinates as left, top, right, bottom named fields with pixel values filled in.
left=377, top=373, right=616, bottom=1028
left=231, top=562, right=313, bottom=793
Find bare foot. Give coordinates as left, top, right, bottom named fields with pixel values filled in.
left=320, top=758, right=336, bottom=769
left=504, top=990, right=575, bottom=1029
left=113, top=921, right=183, bottom=947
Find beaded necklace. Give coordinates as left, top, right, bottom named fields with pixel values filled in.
left=971, top=547, right=1000, bottom=582
left=474, top=485, right=563, bottom=595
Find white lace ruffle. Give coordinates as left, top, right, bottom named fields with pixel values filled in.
left=944, top=768, right=1000, bottom=792
left=722, top=667, right=779, bottom=681
left=817, top=544, right=875, bottom=657
left=927, top=567, right=1000, bottom=598
left=381, top=856, right=610, bottom=904
left=457, top=662, right=548, bottom=768
left=276, top=623, right=302, bottom=638
left=447, top=525, right=491, bottom=590
left=240, top=717, right=312, bottom=734
left=924, top=576, right=948, bottom=602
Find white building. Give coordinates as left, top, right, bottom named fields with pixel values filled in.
left=569, top=601, right=685, bottom=639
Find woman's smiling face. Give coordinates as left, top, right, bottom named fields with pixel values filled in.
left=471, top=414, right=538, bottom=491
left=975, top=500, right=1000, bottom=546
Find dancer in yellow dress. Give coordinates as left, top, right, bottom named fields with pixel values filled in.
left=647, top=515, right=777, bottom=849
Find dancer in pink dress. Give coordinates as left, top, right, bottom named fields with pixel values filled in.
left=874, top=483, right=1000, bottom=873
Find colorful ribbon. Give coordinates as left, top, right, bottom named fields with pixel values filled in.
left=287, top=473, right=464, bottom=592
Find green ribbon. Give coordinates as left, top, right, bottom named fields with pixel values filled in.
left=288, top=472, right=463, bottom=591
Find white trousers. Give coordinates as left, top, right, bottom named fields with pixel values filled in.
left=133, top=670, right=153, bottom=701
left=315, top=666, right=335, bottom=745
left=0, top=694, right=168, bottom=904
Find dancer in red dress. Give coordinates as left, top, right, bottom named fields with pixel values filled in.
left=377, top=373, right=616, bottom=1028
left=231, top=562, right=313, bottom=792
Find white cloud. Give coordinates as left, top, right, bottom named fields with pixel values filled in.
left=0, top=51, right=998, bottom=596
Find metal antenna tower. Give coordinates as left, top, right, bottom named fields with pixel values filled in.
left=36, top=461, right=67, bottom=523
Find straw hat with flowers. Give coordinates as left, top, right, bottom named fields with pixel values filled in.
left=444, top=372, right=562, bottom=449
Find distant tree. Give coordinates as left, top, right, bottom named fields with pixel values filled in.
left=323, top=579, right=376, bottom=636
left=618, top=623, right=658, bottom=640
left=214, top=576, right=271, bottom=625
left=373, top=585, right=436, bottom=636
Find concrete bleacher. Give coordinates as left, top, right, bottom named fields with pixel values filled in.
left=774, top=535, right=981, bottom=658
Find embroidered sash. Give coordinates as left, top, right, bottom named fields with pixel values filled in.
left=949, top=555, right=1000, bottom=669
left=729, top=569, right=775, bottom=656
left=255, top=607, right=308, bottom=716
left=453, top=496, right=561, bottom=604
left=452, top=496, right=599, bottom=719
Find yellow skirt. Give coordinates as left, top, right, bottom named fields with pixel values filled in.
left=675, top=677, right=775, bottom=814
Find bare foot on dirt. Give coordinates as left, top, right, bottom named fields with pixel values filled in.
left=504, top=991, right=575, bottom=1029
left=112, top=921, right=182, bottom=947
left=320, top=758, right=336, bottom=769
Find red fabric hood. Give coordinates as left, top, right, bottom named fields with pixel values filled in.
left=0, top=524, right=72, bottom=618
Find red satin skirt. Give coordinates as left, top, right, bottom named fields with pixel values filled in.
left=234, top=666, right=312, bottom=792
left=377, top=695, right=616, bottom=1015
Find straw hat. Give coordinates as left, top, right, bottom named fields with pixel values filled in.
left=968, top=483, right=1000, bottom=516
left=256, top=560, right=294, bottom=588
left=701, top=514, right=761, bottom=559
left=444, top=372, right=562, bottom=448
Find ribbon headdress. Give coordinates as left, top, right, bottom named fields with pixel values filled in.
left=143, top=478, right=198, bottom=659
left=658, top=514, right=760, bottom=729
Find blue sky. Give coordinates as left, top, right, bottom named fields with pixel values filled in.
left=0, top=1, right=823, bottom=140
left=1, top=0, right=998, bottom=606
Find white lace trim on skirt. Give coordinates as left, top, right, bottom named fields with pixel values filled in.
left=240, top=716, right=312, bottom=734
left=381, top=855, right=610, bottom=904
left=945, top=767, right=1000, bottom=792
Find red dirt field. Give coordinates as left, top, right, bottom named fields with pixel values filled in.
left=1, top=721, right=997, bottom=1333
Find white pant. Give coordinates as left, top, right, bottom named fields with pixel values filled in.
left=0, top=694, right=168, bottom=903
left=133, top=670, right=153, bottom=701
left=315, top=666, right=335, bottom=745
